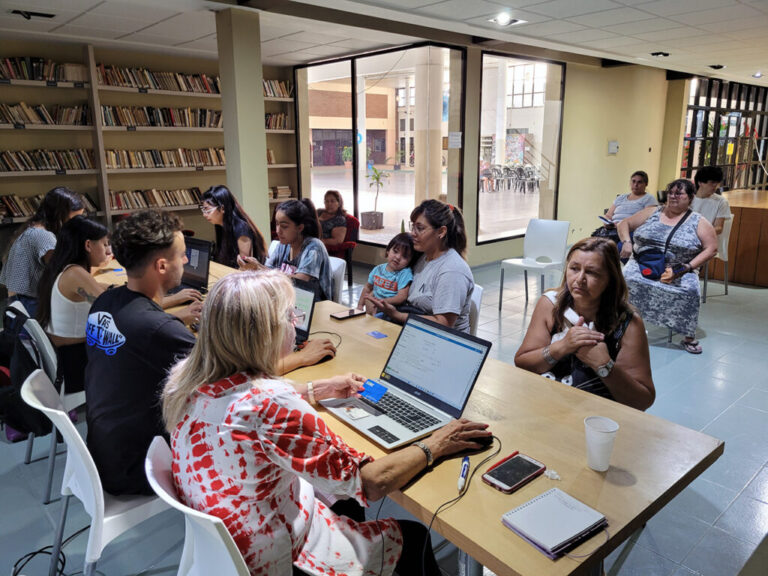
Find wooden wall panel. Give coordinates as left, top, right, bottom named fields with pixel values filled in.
left=732, top=208, right=762, bottom=285
left=755, top=210, right=768, bottom=287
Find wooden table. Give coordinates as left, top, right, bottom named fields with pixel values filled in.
left=714, top=189, right=768, bottom=286
left=293, top=300, right=724, bottom=576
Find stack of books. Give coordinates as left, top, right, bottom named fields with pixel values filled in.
left=104, top=148, right=226, bottom=169
left=110, top=187, right=203, bottom=210
left=100, top=105, right=222, bottom=128
left=271, top=185, right=292, bottom=199
left=0, top=102, right=89, bottom=126
left=0, top=149, right=95, bottom=172
left=262, top=79, right=293, bottom=98
left=97, top=64, right=221, bottom=94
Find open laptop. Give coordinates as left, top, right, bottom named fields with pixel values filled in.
left=168, top=237, right=212, bottom=294
left=321, top=315, right=492, bottom=449
left=292, top=278, right=316, bottom=347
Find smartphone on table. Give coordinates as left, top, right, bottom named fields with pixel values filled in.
left=482, top=452, right=546, bottom=494
left=330, top=308, right=367, bottom=320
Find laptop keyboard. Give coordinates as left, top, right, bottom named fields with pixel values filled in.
left=376, top=392, right=440, bottom=432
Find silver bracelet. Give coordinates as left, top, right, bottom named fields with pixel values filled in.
left=306, top=381, right=316, bottom=405
left=413, top=440, right=434, bottom=468
left=542, top=345, right=558, bottom=367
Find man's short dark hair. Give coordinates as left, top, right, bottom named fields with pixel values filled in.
left=694, top=166, right=724, bottom=187
left=111, top=210, right=183, bottom=274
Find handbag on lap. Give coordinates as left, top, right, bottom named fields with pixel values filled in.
left=634, top=210, right=691, bottom=280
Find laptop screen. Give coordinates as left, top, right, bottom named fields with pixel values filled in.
left=292, top=278, right=316, bottom=343
left=182, top=237, right=212, bottom=289
left=380, top=316, right=491, bottom=418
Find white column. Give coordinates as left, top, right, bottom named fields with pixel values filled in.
left=414, top=47, right=444, bottom=203
left=495, top=62, right=508, bottom=167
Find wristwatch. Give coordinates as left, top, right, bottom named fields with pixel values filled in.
left=596, top=359, right=615, bottom=379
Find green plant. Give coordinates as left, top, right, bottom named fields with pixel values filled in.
left=366, top=165, right=389, bottom=212
left=342, top=146, right=353, bottom=162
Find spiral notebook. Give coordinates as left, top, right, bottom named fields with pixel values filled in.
left=501, top=488, right=607, bottom=559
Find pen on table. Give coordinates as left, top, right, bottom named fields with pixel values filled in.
left=457, top=456, right=470, bottom=493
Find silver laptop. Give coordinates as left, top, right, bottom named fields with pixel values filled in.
left=292, top=279, right=315, bottom=347
left=321, top=315, right=492, bottom=449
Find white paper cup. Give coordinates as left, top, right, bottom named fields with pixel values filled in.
left=584, top=416, right=619, bottom=472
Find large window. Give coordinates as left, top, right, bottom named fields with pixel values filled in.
left=300, top=44, right=464, bottom=245
left=477, top=54, right=564, bottom=243
left=681, top=78, right=768, bottom=190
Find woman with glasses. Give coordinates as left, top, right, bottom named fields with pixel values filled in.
left=618, top=179, right=717, bottom=354
left=369, top=199, right=474, bottom=332
left=162, top=270, right=490, bottom=576
left=200, top=185, right=267, bottom=268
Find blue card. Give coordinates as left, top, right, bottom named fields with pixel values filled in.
left=367, top=330, right=388, bottom=339
left=360, top=379, right=387, bottom=403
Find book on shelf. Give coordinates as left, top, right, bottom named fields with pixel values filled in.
left=266, top=149, right=276, bottom=164
left=0, top=149, right=94, bottom=172
left=0, top=192, right=95, bottom=217
left=265, top=113, right=290, bottom=130
left=100, top=105, right=222, bottom=128
left=97, top=64, right=221, bottom=94
left=0, top=102, right=89, bottom=126
left=0, top=58, right=87, bottom=82
left=262, top=79, right=293, bottom=98
left=110, top=187, right=203, bottom=210
left=271, top=185, right=292, bottom=199
left=104, top=148, right=226, bottom=169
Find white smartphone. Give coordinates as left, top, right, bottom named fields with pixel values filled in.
left=330, top=308, right=367, bottom=320
left=482, top=453, right=546, bottom=494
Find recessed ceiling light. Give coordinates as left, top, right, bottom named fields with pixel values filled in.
left=709, top=64, right=725, bottom=70
left=650, top=51, right=670, bottom=57
left=488, top=12, right=525, bottom=27
left=754, top=71, right=763, bottom=78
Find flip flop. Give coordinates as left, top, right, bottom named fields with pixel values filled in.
left=681, top=339, right=702, bottom=354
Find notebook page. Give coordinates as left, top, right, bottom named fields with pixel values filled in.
left=501, top=488, right=605, bottom=553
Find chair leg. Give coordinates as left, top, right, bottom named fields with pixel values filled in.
left=498, top=268, right=504, bottom=310
left=668, top=328, right=673, bottom=343
left=49, top=494, right=70, bottom=576
left=540, top=274, right=545, bottom=297
left=345, top=252, right=353, bottom=289
left=43, top=431, right=58, bottom=504
left=523, top=270, right=529, bottom=302
left=702, top=262, right=708, bottom=303
left=24, top=432, right=35, bottom=464
left=724, top=261, right=728, bottom=295
left=85, top=562, right=97, bottom=576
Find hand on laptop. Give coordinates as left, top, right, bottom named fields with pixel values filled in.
left=161, top=288, right=204, bottom=309
left=311, top=373, right=366, bottom=401
left=237, top=255, right=265, bottom=271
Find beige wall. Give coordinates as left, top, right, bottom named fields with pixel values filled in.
left=556, top=64, right=669, bottom=245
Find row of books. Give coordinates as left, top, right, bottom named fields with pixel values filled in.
left=0, top=149, right=95, bottom=172
left=97, top=64, right=221, bottom=94
left=271, top=185, right=292, bottom=199
left=265, top=113, right=291, bottom=130
left=0, top=58, right=88, bottom=82
left=0, top=102, right=90, bottom=126
left=110, top=187, right=203, bottom=210
left=1, top=192, right=97, bottom=218
left=263, top=79, right=293, bottom=98
left=100, top=105, right=222, bottom=128
left=104, top=148, right=226, bottom=169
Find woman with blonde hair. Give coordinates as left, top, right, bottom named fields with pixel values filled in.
left=163, top=269, right=490, bottom=576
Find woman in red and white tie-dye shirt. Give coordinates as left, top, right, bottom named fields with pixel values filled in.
left=162, top=270, right=490, bottom=576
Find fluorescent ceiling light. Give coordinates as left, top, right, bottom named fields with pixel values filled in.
left=753, top=71, right=763, bottom=78
left=489, top=12, right=525, bottom=27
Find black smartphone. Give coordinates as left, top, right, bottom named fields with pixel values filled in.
left=330, top=308, right=367, bottom=320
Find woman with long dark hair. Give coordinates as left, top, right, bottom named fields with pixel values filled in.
left=317, top=189, right=348, bottom=249
left=200, top=185, right=267, bottom=267
left=36, top=215, right=112, bottom=393
left=515, top=237, right=655, bottom=410
left=0, top=186, right=84, bottom=316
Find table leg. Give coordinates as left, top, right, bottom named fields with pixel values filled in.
left=457, top=550, right=483, bottom=576
left=587, top=558, right=604, bottom=576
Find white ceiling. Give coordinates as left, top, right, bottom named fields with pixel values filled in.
left=0, top=0, right=766, bottom=87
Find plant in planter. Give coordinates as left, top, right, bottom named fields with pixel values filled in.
left=342, top=146, right=353, bottom=168
left=361, top=165, right=388, bottom=230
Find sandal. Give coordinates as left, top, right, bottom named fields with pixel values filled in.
left=681, top=339, right=702, bottom=354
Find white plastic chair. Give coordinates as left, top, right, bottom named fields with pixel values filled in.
left=23, top=317, right=87, bottom=504
left=498, top=219, right=570, bottom=307
left=21, top=370, right=169, bottom=576
left=702, top=215, right=733, bottom=303
left=329, top=256, right=346, bottom=303
left=469, top=284, right=484, bottom=337
left=145, top=437, right=250, bottom=576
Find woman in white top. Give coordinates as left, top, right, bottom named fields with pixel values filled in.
left=36, top=216, right=112, bottom=393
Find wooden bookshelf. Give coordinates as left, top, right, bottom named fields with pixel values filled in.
left=97, top=85, right=220, bottom=99
left=102, top=126, right=223, bottom=133
left=0, top=169, right=99, bottom=178
left=263, top=67, right=298, bottom=205
left=0, top=124, right=91, bottom=131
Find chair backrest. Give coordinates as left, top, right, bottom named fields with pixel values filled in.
left=522, top=219, right=570, bottom=264
left=344, top=214, right=360, bottom=243
left=145, top=437, right=250, bottom=576
left=268, top=240, right=280, bottom=258
left=329, top=256, right=346, bottom=303
left=469, top=284, right=483, bottom=337
left=21, top=370, right=105, bottom=523
left=23, top=318, right=58, bottom=383
left=717, top=215, right=734, bottom=262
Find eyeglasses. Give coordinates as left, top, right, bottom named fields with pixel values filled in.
left=667, top=190, right=688, bottom=197
left=409, top=222, right=434, bottom=235
left=289, top=306, right=306, bottom=327
left=199, top=204, right=217, bottom=214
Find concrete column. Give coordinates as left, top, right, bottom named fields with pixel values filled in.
left=445, top=49, right=462, bottom=206
left=540, top=64, right=563, bottom=219
left=495, top=62, right=507, bottom=167
left=296, top=67, right=311, bottom=197
left=216, top=9, right=270, bottom=234
left=414, top=46, right=444, bottom=203
left=356, top=75, right=368, bottom=206
left=659, top=79, right=690, bottom=187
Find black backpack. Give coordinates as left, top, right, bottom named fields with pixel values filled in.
left=0, top=305, right=53, bottom=436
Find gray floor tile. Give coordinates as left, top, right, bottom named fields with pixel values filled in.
left=714, top=493, right=768, bottom=546
left=605, top=538, right=680, bottom=576
left=682, top=526, right=756, bottom=576
left=665, top=476, right=739, bottom=525
left=699, top=449, right=765, bottom=493
left=736, top=389, right=768, bottom=413
left=743, top=466, right=768, bottom=505
left=630, top=506, right=711, bottom=563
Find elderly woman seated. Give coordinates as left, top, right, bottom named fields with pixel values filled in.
left=617, top=179, right=717, bottom=354
left=515, top=237, right=655, bottom=410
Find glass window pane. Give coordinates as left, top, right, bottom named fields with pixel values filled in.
left=478, top=55, right=563, bottom=243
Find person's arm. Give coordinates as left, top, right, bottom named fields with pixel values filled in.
left=292, top=373, right=365, bottom=401
left=161, top=288, right=203, bottom=309
left=169, top=301, right=203, bottom=326
left=617, top=206, right=655, bottom=259
left=383, top=284, right=410, bottom=307
left=688, top=218, right=718, bottom=270
left=358, top=282, right=374, bottom=312
left=712, top=217, right=725, bottom=236
left=321, top=226, right=346, bottom=248
left=514, top=297, right=604, bottom=373
left=573, top=315, right=655, bottom=410
left=59, top=266, right=109, bottom=304
left=604, top=200, right=618, bottom=224
left=366, top=297, right=457, bottom=327
left=237, top=235, right=253, bottom=260
left=278, top=339, right=337, bottom=375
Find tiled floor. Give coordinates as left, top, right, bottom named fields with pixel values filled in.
left=1, top=262, right=767, bottom=576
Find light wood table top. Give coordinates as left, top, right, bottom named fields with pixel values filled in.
left=294, top=300, right=725, bottom=576
left=723, top=188, right=768, bottom=210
